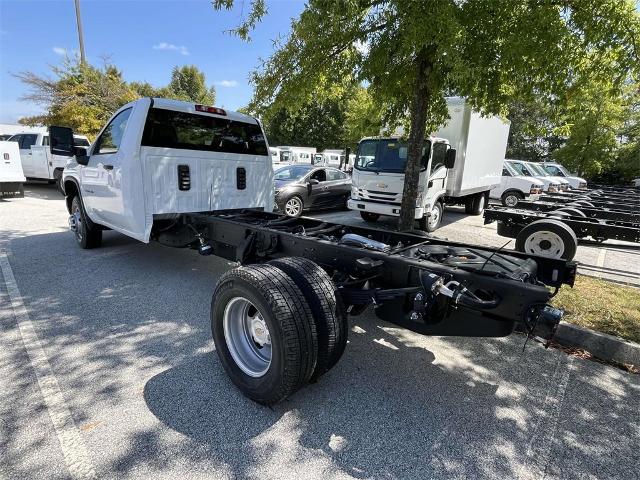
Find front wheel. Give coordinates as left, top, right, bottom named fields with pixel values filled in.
left=501, top=191, right=523, bottom=207
left=284, top=195, right=304, bottom=217
left=211, top=264, right=318, bottom=405
left=418, top=202, right=443, bottom=232
left=70, top=196, right=102, bottom=249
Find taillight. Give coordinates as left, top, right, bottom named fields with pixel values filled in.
left=195, top=104, right=226, bottom=115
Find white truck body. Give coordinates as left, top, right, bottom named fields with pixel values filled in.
left=0, top=141, right=26, bottom=197
left=316, top=149, right=345, bottom=168
left=490, top=161, right=544, bottom=206
left=348, top=97, right=510, bottom=226
left=61, top=98, right=274, bottom=243
left=8, top=131, right=90, bottom=181
left=434, top=97, right=510, bottom=197
left=540, top=161, right=587, bottom=189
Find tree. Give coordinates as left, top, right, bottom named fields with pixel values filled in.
left=214, top=0, right=639, bottom=229
left=16, top=59, right=138, bottom=138
left=256, top=84, right=381, bottom=150
left=16, top=61, right=216, bottom=139
left=165, top=65, right=216, bottom=104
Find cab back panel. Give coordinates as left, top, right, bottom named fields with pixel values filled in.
left=141, top=148, right=274, bottom=214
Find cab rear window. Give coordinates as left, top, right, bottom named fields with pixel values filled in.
left=141, top=108, right=268, bottom=156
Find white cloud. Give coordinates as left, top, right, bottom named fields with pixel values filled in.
left=215, top=80, right=238, bottom=88
left=153, top=42, right=189, bottom=56
left=52, top=46, right=67, bottom=56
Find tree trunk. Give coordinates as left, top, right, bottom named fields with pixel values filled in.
left=398, top=47, right=433, bottom=231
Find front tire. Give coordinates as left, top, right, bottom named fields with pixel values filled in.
left=284, top=195, right=304, bottom=217
left=360, top=211, right=380, bottom=222
left=501, top=191, right=523, bottom=207
left=211, top=264, right=318, bottom=405
left=70, top=196, right=102, bottom=249
left=418, top=202, right=443, bottom=232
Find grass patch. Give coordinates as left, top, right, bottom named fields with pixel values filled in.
left=552, top=275, right=640, bottom=344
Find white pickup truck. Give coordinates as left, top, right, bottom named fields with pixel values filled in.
left=50, top=97, right=575, bottom=406
left=490, top=161, right=544, bottom=207
left=8, top=131, right=90, bottom=193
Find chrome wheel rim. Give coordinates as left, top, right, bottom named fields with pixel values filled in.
left=70, top=204, right=83, bottom=243
left=504, top=194, right=519, bottom=207
left=524, top=231, right=565, bottom=258
left=285, top=197, right=302, bottom=216
left=428, top=205, right=440, bottom=228
left=223, top=297, right=272, bottom=377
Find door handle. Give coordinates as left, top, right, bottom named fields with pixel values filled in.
left=103, top=164, right=114, bottom=170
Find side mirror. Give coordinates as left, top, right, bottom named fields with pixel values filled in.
left=308, top=178, right=320, bottom=185
left=49, top=126, right=75, bottom=157
left=445, top=149, right=456, bottom=169
left=74, top=146, right=90, bottom=166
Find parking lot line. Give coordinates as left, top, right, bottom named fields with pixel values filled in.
left=0, top=251, right=97, bottom=480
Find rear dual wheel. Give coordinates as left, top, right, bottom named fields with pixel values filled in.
left=515, top=219, right=577, bottom=260
left=211, top=259, right=347, bottom=405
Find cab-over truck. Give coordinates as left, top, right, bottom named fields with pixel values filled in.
left=52, top=98, right=575, bottom=405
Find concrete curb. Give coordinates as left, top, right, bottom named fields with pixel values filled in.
left=555, top=321, right=640, bottom=367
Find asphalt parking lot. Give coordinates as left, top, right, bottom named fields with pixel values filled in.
left=1, top=185, right=639, bottom=480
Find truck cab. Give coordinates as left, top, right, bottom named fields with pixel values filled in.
left=8, top=131, right=90, bottom=190
left=505, top=160, right=562, bottom=193
left=490, top=161, right=544, bottom=206
left=348, top=136, right=453, bottom=231
left=56, top=97, right=273, bottom=244
left=541, top=161, right=587, bottom=189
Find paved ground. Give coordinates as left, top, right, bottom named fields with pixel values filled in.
left=1, top=185, right=639, bottom=480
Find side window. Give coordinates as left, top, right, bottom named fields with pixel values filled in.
left=502, top=167, right=511, bottom=176
left=327, top=169, right=346, bottom=181
left=42, top=135, right=50, bottom=146
left=94, top=108, right=132, bottom=154
left=21, top=134, right=38, bottom=149
left=431, top=143, right=447, bottom=174
left=310, top=169, right=327, bottom=182
left=9, top=134, right=22, bottom=145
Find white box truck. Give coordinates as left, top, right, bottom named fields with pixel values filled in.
left=348, top=97, right=510, bottom=231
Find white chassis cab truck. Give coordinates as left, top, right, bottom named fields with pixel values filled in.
left=51, top=97, right=576, bottom=405
left=348, top=97, right=510, bottom=231
left=8, top=131, right=90, bottom=193
left=490, top=161, right=544, bottom=207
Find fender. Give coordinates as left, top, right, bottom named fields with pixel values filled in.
left=63, top=177, right=81, bottom=213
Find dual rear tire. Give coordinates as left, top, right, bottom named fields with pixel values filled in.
left=211, top=258, right=348, bottom=405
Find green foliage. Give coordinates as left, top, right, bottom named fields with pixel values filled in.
left=16, top=61, right=216, bottom=139
left=166, top=65, right=216, bottom=104
left=257, top=83, right=381, bottom=150
left=215, top=0, right=640, bottom=228
left=17, top=59, right=138, bottom=138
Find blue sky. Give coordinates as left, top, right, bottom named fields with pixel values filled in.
left=0, top=0, right=305, bottom=123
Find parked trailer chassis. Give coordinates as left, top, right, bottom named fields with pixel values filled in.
left=151, top=210, right=576, bottom=404
left=513, top=200, right=640, bottom=223
left=484, top=206, right=640, bottom=260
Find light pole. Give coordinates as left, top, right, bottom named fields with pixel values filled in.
left=74, top=0, right=86, bottom=65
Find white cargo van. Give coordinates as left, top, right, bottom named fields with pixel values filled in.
left=0, top=140, right=26, bottom=198
left=490, top=161, right=544, bottom=206
left=8, top=131, right=90, bottom=192
left=277, top=146, right=316, bottom=164
left=348, top=97, right=510, bottom=231
left=540, top=161, right=587, bottom=189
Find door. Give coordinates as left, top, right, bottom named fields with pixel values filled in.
left=306, top=168, right=330, bottom=208
left=424, top=142, right=448, bottom=207
left=12, top=134, right=39, bottom=177
left=324, top=169, right=351, bottom=207
left=81, top=108, right=132, bottom=227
